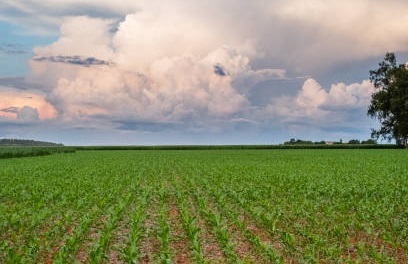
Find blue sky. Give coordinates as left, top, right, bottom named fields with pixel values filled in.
left=0, top=21, right=56, bottom=76
left=1, top=1, right=408, bottom=145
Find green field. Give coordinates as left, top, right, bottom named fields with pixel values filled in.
left=0, top=149, right=407, bottom=263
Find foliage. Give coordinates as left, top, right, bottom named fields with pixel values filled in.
left=0, top=138, right=63, bottom=147
left=361, top=139, right=377, bottom=145
left=0, top=146, right=75, bottom=159
left=284, top=138, right=314, bottom=145
left=75, top=143, right=397, bottom=151
left=368, top=52, right=408, bottom=147
left=1, top=149, right=407, bottom=262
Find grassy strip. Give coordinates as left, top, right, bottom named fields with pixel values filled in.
left=74, top=144, right=399, bottom=151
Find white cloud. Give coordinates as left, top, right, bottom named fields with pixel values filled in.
left=30, top=18, right=253, bottom=128
left=4, top=0, right=406, bottom=141
left=33, top=16, right=114, bottom=60
left=321, top=80, right=374, bottom=110
left=113, top=11, right=228, bottom=71
left=264, top=78, right=375, bottom=127
left=268, top=0, right=408, bottom=71
left=3, top=0, right=408, bottom=70
left=296, top=79, right=327, bottom=109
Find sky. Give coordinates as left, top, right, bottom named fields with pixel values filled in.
left=1, top=0, right=408, bottom=145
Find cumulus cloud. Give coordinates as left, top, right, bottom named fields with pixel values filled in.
left=28, top=15, right=278, bottom=130
left=33, top=16, right=114, bottom=60
left=262, top=0, right=408, bottom=72
left=264, top=78, right=375, bottom=127
left=4, top=1, right=408, bottom=68
left=0, top=86, right=57, bottom=121
left=39, top=47, right=249, bottom=126
left=6, top=0, right=405, bottom=139
left=17, top=106, right=39, bottom=121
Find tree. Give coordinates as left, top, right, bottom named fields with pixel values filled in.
left=361, top=139, right=377, bottom=145
left=368, top=52, right=408, bottom=147
left=348, top=139, right=360, bottom=144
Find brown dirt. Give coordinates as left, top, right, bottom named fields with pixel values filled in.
left=167, top=200, right=192, bottom=264
left=29, top=214, right=66, bottom=264
left=73, top=214, right=108, bottom=262
left=342, top=230, right=408, bottom=263
left=41, top=217, right=77, bottom=264
left=105, top=212, right=131, bottom=264
left=186, top=196, right=226, bottom=263
left=138, top=196, right=160, bottom=263
left=227, top=223, right=259, bottom=263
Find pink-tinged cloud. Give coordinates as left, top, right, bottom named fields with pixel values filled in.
left=28, top=15, right=264, bottom=128
left=264, top=78, right=375, bottom=124
left=0, top=88, right=57, bottom=121
left=23, top=2, right=396, bottom=138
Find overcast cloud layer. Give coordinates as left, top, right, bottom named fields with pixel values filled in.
left=1, top=0, right=408, bottom=144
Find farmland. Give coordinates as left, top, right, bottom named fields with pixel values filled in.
left=0, top=149, right=407, bottom=263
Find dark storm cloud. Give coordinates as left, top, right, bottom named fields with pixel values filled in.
left=1, top=107, right=20, bottom=114
left=32, top=55, right=111, bottom=67
left=214, top=64, right=229, bottom=76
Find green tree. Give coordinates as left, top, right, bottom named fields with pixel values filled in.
left=368, top=52, right=408, bottom=147
left=361, top=139, right=377, bottom=145
left=348, top=139, right=360, bottom=144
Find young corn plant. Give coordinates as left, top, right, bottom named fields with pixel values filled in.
left=88, top=193, right=132, bottom=263
left=189, top=184, right=239, bottom=263
left=208, top=183, right=283, bottom=263
left=157, top=183, right=171, bottom=264
left=122, top=187, right=151, bottom=263
left=175, top=188, right=204, bottom=263
left=53, top=206, right=100, bottom=263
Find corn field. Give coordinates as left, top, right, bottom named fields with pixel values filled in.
left=1, top=149, right=407, bottom=263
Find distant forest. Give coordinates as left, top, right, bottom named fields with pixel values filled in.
left=283, top=138, right=377, bottom=145
left=0, top=138, right=64, bottom=146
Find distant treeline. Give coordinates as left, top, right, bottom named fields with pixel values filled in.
left=283, top=138, right=378, bottom=145
left=0, top=144, right=400, bottom=159
left=0, top=139, right=74, bottom=159
left=0, top=138, right=64, bottom=147
left=0, top=138, right=401, bottom=160
left=0, top=147, right=75, bottom=159
left=74, top=144, right=399, bottom=151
